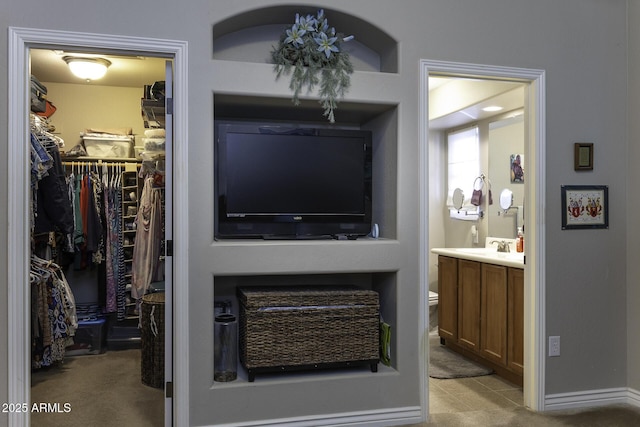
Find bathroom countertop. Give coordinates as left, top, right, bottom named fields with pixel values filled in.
left=431, top=247, right=524, bottom=269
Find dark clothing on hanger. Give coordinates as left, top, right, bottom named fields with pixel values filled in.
left=34, top=144, right=74, bottom=236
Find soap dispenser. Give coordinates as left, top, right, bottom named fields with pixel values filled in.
left=516, top=227, right=524, bottom=253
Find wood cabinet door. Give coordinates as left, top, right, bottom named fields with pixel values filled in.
left=481, top=263, right=508, bottom=365
left=457, top=259, right=481, bottom=351
left=438, top=256, right=458, bottom=342
left=508, top=268, right=525, bottom=374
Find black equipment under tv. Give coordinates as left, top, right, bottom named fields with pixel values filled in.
left=215, top=122, right=373, bottom=239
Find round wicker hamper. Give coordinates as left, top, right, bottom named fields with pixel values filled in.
left=141, top=292, right=165, bottom=388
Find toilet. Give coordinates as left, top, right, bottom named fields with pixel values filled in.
left=429, top=291, right=438, bottom=332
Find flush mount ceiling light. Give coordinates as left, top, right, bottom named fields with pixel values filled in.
left=482, top=105, right=503, bottom=112
left=63, top=56, right=111, bottom=81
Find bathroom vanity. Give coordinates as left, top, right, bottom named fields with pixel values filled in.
left=431, top=245, right=524, bottom=385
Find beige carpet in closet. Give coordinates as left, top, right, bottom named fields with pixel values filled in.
left=31, top=349, right=163, bottom=427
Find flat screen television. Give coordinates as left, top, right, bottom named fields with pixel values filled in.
left=215, top=122, right=373, bottom=239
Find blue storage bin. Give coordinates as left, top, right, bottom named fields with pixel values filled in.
left=66, top=318, right=106, bottom=356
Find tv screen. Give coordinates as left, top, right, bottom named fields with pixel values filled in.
left=215, top=123, right=372, bottom=239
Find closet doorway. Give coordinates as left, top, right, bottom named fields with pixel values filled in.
left=29, top=48, right=170, bottom=426
left=8, top=28, right=189, bottom=427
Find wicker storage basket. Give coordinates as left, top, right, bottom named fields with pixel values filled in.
left=141, top=292, right=165, bottom=388
left=238, top=286, right=379, bottom=381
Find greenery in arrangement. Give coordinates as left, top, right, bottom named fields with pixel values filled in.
left=271, top=9, right=354, bottom=123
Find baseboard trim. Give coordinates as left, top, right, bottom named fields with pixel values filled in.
left=628, top=388, right=640, bottom=407
left=545, top=387, right=640, bottom=411
left=204, top=407, right=422, bottom=427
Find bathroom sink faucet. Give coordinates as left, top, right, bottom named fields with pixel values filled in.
left=491, top=240, right=510, bottom=252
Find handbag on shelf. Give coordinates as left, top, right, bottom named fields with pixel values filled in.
left=36, top=100, right=57, bottom=118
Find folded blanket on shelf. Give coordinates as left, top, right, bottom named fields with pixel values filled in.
left=84, top=127, right=133, bottom=136
left=144, top=129, right=165, bottom=138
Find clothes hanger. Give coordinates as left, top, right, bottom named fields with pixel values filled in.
left=116, top=163, right=122, bottom=187
left=102, top=162, right=108, bottom=187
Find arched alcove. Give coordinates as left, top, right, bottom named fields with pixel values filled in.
left=212, top=5, right=398, bottom=73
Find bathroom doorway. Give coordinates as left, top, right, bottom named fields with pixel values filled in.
left=419, top=59, right=547, bottom=417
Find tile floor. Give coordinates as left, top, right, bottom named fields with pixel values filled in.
left=429, top=374, right=524, bottom=414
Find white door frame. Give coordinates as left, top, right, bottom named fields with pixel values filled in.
left=7, top=27, right=189, bottom=427
left=419, top=59, right=546, bottom=417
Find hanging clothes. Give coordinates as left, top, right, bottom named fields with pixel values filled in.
left=63, top=161, right=132, bottom=316
left=116, top=186, right=127, bottom=320
left=131, top=176, right=163, bottom=300
left=81, top=170, right=105, bottom=264
left=72, top=172, right=84, bottom=250
left=103, top=166, right=126, bottom=315
left=72, top=166, right=106, bottom=272
left=30, top=114, right=78, bottom=368
left=30, top=255, right=78, bottom=369
left=31, top=130, right=74, bottom=253
left=104, top=176, right=117, bottom=313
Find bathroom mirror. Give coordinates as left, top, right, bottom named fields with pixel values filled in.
left=499, top=188, right=513, bottom=211
left=452, top=188, right=464, bottom=210
left=487, top=114, right=525, bottom=238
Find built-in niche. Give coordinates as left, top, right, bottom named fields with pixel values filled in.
left=213, top=271, right=398, bottom=384
left=206, top=6, right=406, bottom=423
left=214, top=96, right=398, bottom=240
left=211, top=6, right=400, bottom=240
left=212, top=5, right=398, bottom=74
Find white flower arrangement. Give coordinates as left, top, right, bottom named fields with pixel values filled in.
left=271, top=9, right=354, bottom=122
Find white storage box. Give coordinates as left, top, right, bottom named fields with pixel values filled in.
left=142, top=137, right=166, bottom=151
left=84, top=136, right=134, bottom=158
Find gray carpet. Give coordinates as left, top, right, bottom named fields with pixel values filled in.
left=31, top=349, right=163, bottom=427
left=429, top=334, right=493, bottom=379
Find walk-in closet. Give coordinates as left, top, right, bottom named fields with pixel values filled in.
left=28, top=48, right=171, bottom=427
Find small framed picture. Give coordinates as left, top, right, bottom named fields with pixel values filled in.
left=510, top=154, right=524, bottom=183
left=574, top=143, right=594, bottom=171
left=561, top=185, right=608, bottom=229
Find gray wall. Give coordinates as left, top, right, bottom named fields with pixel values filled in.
left=1, top=0, right=635, bottom=425
left=628, top=0, right=640, bottom=394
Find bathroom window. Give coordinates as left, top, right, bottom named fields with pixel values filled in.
left=447, top=126, right=480, bottom=207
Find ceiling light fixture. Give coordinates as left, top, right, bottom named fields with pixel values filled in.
left=63, top=56, right=111, bottom=81
left=482, top=105, right=503, bottom=112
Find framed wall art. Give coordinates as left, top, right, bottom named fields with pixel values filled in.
left=574, top=142, right=594, bottom=171
left=561, top=185, right=608, bottom=229
left=510, top=154, right=524, bottom=183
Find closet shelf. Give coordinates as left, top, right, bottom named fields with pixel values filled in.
left=141, top=99, right=165, bottom=129
left=61, top=156, right=140, bottom=162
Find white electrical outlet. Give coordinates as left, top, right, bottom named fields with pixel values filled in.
left=549, top=336, right=560, bottom=357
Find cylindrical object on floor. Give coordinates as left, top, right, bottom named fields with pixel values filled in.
left=214, top=313, right=237, bottom=382
left=141, top=292, right=165, bottom=388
